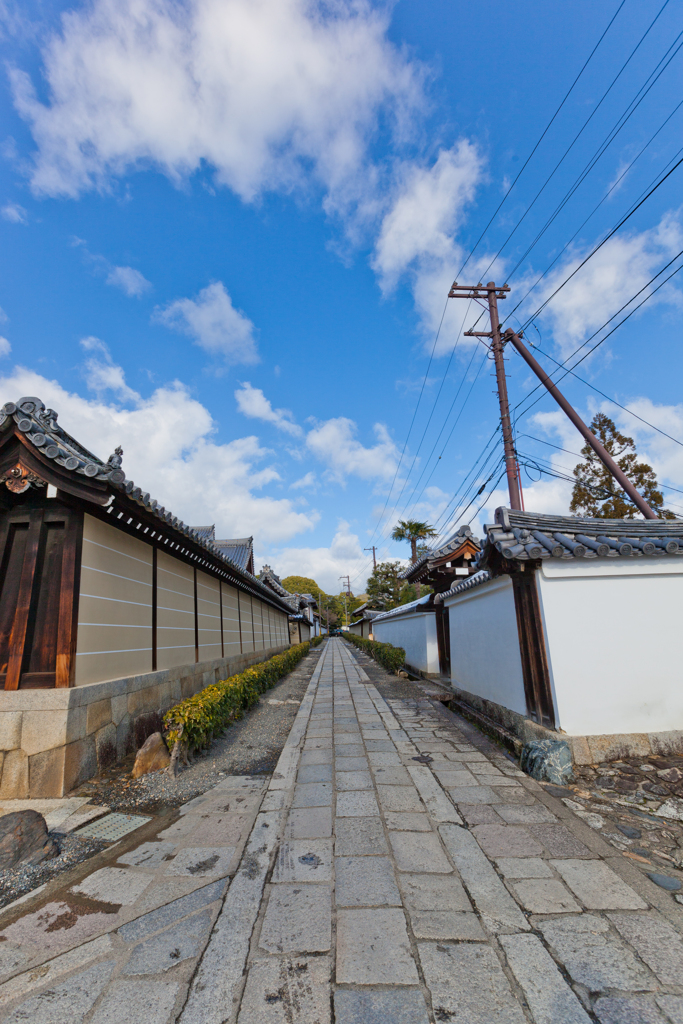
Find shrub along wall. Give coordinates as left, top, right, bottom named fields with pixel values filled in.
left=343, top=633, right=405, bottom=674
left=163, top=636, right=324, bottom=758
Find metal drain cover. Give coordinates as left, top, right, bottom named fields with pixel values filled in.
left=76, top=813, right=152, bottom=841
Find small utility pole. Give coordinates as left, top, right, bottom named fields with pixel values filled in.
left=449, top=281, right=522, bottom=510
left=364, top=546, right=377, bottom=569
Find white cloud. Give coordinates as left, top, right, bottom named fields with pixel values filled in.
left=12, top=0, right=422, bottom=203
left=80, top=335, right=139, bottom=402
left=1, top=202, right=27, bottom=223
left=155, top=281, right=258, bottom=366
left=106, top=264, right=151, bottom=297
left=290, top=471, right=316, bottom=490
left=235, top=381, right=302, bottom=436
left=0, top=338, right=11, bottom=358
left=372, top=142, right=491, bottom=340
left=306, top=417, right=399, bottom=484
left=0, top=359, right=317, bottom=543
left=529, top=212, right=683, bottom=358
left=262, top=520, right=369, bottom=594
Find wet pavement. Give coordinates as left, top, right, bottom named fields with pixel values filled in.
left=1, top=638, right=682, bottom=1023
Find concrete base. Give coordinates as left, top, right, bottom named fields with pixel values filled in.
left=448, top=684, right=683, bottom=766
left=0, top=645, right=289, bottom=798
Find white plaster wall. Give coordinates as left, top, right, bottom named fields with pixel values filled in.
left=444, top=576, right=527, bottom=716
left=537, top=557, right=683, bottom=735
left=372, top=612, right=439, bottom=674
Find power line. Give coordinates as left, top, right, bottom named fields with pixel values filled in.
left=456, top=0, right=626, bottom=279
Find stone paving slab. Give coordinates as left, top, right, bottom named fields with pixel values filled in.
left=3, top=639, right=683, bottom=1023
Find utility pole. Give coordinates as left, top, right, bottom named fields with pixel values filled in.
left=449, top=281, right=522, bottom=510
left=504, top=329, right=657, bottom=520
left=364, top=546, right=377, bottom=569
left=339, top=575, right=351, bottom=627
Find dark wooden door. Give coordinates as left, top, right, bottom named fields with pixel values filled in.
left=511, top=569, right=555, bottom=728
left=435, top=604, right=451, bottom=677
left=0, top=503, right=82, bottom=689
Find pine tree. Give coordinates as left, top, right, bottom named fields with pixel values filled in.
left=570, top=413, right=671, bottom=519
left=366, top=561, right=404, bottom=610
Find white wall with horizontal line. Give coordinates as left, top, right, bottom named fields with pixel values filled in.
left=443, top=575, right=527, bottom=715
left=372, top=610, right=440, bottom=675
left=537, top=557, right=683, bottom=735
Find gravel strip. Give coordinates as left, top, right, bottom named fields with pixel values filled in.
left=0, top=832, right=109, bottom=909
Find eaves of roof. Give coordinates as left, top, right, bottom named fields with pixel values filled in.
left=2, top=397, right=294, bottom=615
left=435, top=570, right=492, bottom=602
left=482, top=506, right=683, bottom=564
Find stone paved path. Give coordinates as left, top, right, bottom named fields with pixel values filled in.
left=1, top=638, right=683, bottom=1023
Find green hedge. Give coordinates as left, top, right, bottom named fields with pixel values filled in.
left=164, top=635, right=324, bottom=754
left=343, top=633, right=405, bottom=674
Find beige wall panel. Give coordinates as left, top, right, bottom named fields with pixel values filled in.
left=197, top=570, right=221, bottom=660
left=239, top=593, right=254, bottom=653
left=253, top=600, right=264, bottom=651
left=221, top=583, right=241, bottom=652
left=157, top=551, right=196, bottom=671
left=76, top=516, right=153, bottom=684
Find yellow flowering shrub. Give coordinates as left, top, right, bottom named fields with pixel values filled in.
left=164, top=636, right=324, bottom=753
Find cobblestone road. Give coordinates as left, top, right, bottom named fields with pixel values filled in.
left=1, top=639, right=682, bottom=1023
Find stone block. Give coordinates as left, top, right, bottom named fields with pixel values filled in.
left=568, top=734, right=593, bottom=766
left=434, top=769, right=477, bottom=787
left=334, top=988, right=430, bottom=1024
left=500, top=933, right=592, bottom=1024
left=398, top=872, right=471, bottom=912
left=335, top=770, right=373, bottom=791
left=285, top=808, right=332, bottom=839
left=334, top=756, right=368, bottom=771
left=72, top=867, right=153, bottom=905
left=96, top=723, right=118, bottom=769
left=110, top=694, right=129, bottom=726
left=384, top=812, right=431, bottom=831
left=371, top=766, right=412, bottom=786
left=551, top=859, right=647, bottom=910
left=89, top=979, right=181, bottom=1024
left=117, top=842, right=177, bottom=870
left=439, top=824, right=529, bottom=934
left=297, top=764, right=332, bottom=784
left=472, top=824, right=544, bottom=859
left=418, top=941, right=526, bottom=1024
left=0, top=712, right=22, bottom=751
left=28, top=746, right=66, bottom=798
left=237, top=955, right=331, bottom=1024
left=118, top=879, right=227, bottom=942
left=587, top=733, right=651, bottom=762
left=334, top=816, right=388, bottom=856
left=165, top=846, right=236, bottom=878
left=377, top=786, right=422, bottom=813
left=20, top=709, right=69, bottom=756
left=0, top=748, right=29, bottom=799
left=272, top=840, right=332, bottom=882
left=63, top=735, right=98, bottom=792
left=259, top=884, right=332, bottom=953
left=410, top=911, right=486, bottom=941
left=460, top=804, right=503, bottom=825
left=86, top=699, right=112, bottom=735
left=496, top=804, right=557, bottom=824
left=335, top=856, right=401, bottom=906
left=537, top=915, right=655, bottom=992
left=0, top=960, right=115, bottom=1024
left=509, top=878, right=581, bottom=914
left=300, top=749, right=333, bottom=766
left=608, top=912, right=683, bottom=987
left=336, top=791, right=379, bottom=816
left=648, top=730, right=683, bottom=757
left=448, top=785, right=497, bottom=804
left=496, top=857, right=553, bottom=879
left=528, top=824, right=593, bottom=858
left=594, top=996, right=670, bottom=1024
left=292, top=783, right=332, bottom=807
left=123, top=909, right=212, bottom=974
left=389, top=831, right=452, bottom=873
left=116, top=714, right=134, bottom=760
left=336, top=908, right=418, bottom=984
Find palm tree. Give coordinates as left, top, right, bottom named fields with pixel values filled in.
left=391, top=519, right=437, bottom=564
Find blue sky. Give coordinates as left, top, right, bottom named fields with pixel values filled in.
left=1, top=0, right=683, bottom=592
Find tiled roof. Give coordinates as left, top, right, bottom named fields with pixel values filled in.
left=483, top=507, right=683, bottom=563
left=372, top=593, right=433, bottom=623
left=435, top=570, right=492, bottom=602
left=215, top=539, right=253, bottom=571
left=399, top=525, right=481, bottom=580
left=3, top=397, right=291, bottom=611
